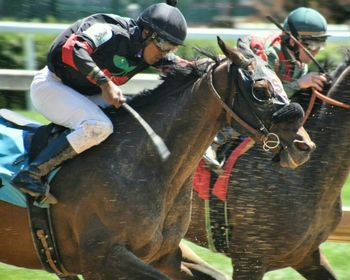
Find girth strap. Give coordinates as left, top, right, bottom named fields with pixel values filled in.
left=204, top=194, right=231, bottom=253
left=27, top=196, right=75, bottom=277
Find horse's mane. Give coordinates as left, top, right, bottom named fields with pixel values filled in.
left=127, top=67, right=200, bottom=109
left=331, top=49, right=350, bottom=80
left=128, top=49, right=218, bottom=109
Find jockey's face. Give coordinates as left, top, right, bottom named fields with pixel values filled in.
left=142, top=29, right=177, bottom=65
left=288, top=38, right=325, bottom=64
left=299, top=46, right=320, bottom=64
left=298, top=39, right=325, bottom=64
left=287, top=39, right=319, bottom=64
left=143, top=40, right=169, bottom=65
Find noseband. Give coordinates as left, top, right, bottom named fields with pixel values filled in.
left=206, top=61, right=280, bottom=151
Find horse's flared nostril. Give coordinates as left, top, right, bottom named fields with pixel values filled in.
left=294, top=140, right=316, bottom=152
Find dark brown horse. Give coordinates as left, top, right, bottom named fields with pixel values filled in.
left=186, top=53, right=350, bottom=279
left=0, top=38, right=314, bottom=280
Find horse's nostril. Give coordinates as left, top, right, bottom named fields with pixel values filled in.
left=294, top=140, right=311, bottom=152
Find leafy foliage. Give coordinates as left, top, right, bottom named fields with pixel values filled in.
left=0, top=1, right=349, bottom=24
left=0, top=34, right=24, bottom=69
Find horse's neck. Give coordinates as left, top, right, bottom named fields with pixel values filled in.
left=305, top=66, right=350, bottom=194
left=331, top=55, right=350, bottom=82
left=140, top=63, right=230, bottom=181
left=169, top=65, right=228, bottom=166
left=316, top=66, right=350, bottom=134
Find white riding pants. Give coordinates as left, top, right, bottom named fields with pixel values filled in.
left=30, top=67, right=113, bottom=154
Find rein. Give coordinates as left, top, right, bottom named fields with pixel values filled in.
left=205, top=62, right=279, bottom=150
left=302, top=88, right=350, bottom=126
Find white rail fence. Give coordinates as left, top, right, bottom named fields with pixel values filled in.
left=0, top=69, right=349, bottom=243
left=0, top=69, right=161, bottom=94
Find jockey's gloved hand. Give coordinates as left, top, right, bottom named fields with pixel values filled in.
left=297, top=72, right=327, bottom=92
left=100, top=81, right=126, bottom=108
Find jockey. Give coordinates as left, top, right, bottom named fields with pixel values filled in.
left=204, top=7, right=329, bottom=172
left=11, top=3, right=188, bottom=204
left=240, top=7, right=330, bottom=97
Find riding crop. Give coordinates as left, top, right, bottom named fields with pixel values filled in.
left=122, top=103, right=170, bottom=161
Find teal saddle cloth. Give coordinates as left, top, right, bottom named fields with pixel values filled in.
left=0, top=115, right=33, bottom=207
left=0, top=110, right=59, bottom=208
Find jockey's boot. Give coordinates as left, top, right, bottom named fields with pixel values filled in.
left=203, top=144, right=224, bottom=175
left=203, top=127, right=240, bottom=174
left=11, top=132, right=77, bottom=204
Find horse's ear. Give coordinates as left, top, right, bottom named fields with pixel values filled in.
left=217, top=36, right=226, bottom=53
left=217, top=36, right=249, bottom=68
left=217, top=36, right=232, bottom=58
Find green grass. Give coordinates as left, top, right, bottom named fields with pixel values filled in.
left=14, top=110, right=49, bottom=124
left=1, top=111, right=349, bottom=279
left=0, top=264, right=58, bottom=280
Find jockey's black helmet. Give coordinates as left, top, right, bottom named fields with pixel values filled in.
left=137, top=3, right=187, bottom=45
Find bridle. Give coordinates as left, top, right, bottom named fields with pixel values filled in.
left=205, top=61, right=280, bottom=151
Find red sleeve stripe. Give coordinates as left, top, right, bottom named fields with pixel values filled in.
left=62, top=34, right=94, bottom=70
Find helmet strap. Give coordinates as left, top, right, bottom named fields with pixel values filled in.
left=286, top=17, right=303, bottom=60
left=287, top=17, right=300, bottom=40
left=141, top=30, right=158, bottom=48
left=285, top=37, right=300, bottom=60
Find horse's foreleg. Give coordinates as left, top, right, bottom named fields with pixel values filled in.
left=293, top=248, right=338, bottom=280
left=152, top=244, right=229, bottom=280
left=232, top=258, right=265, bottom=280
left=58, top=276, right=80, bottom=280
left=180, top=241, right=230, bottom=280
left=81, top=244, right=171, bottom=280
left=151, top=247, right=186, bottom=280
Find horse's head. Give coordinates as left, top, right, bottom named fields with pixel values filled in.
left=215, top=37, right=315, bottom=168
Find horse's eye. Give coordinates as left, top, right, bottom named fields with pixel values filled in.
left=252, top=87, right=272, bottom=102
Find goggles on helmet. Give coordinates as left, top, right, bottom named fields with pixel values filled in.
left=153, top=36, right=178, bottom=53
left=302, top=39, right=326, bottom=52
